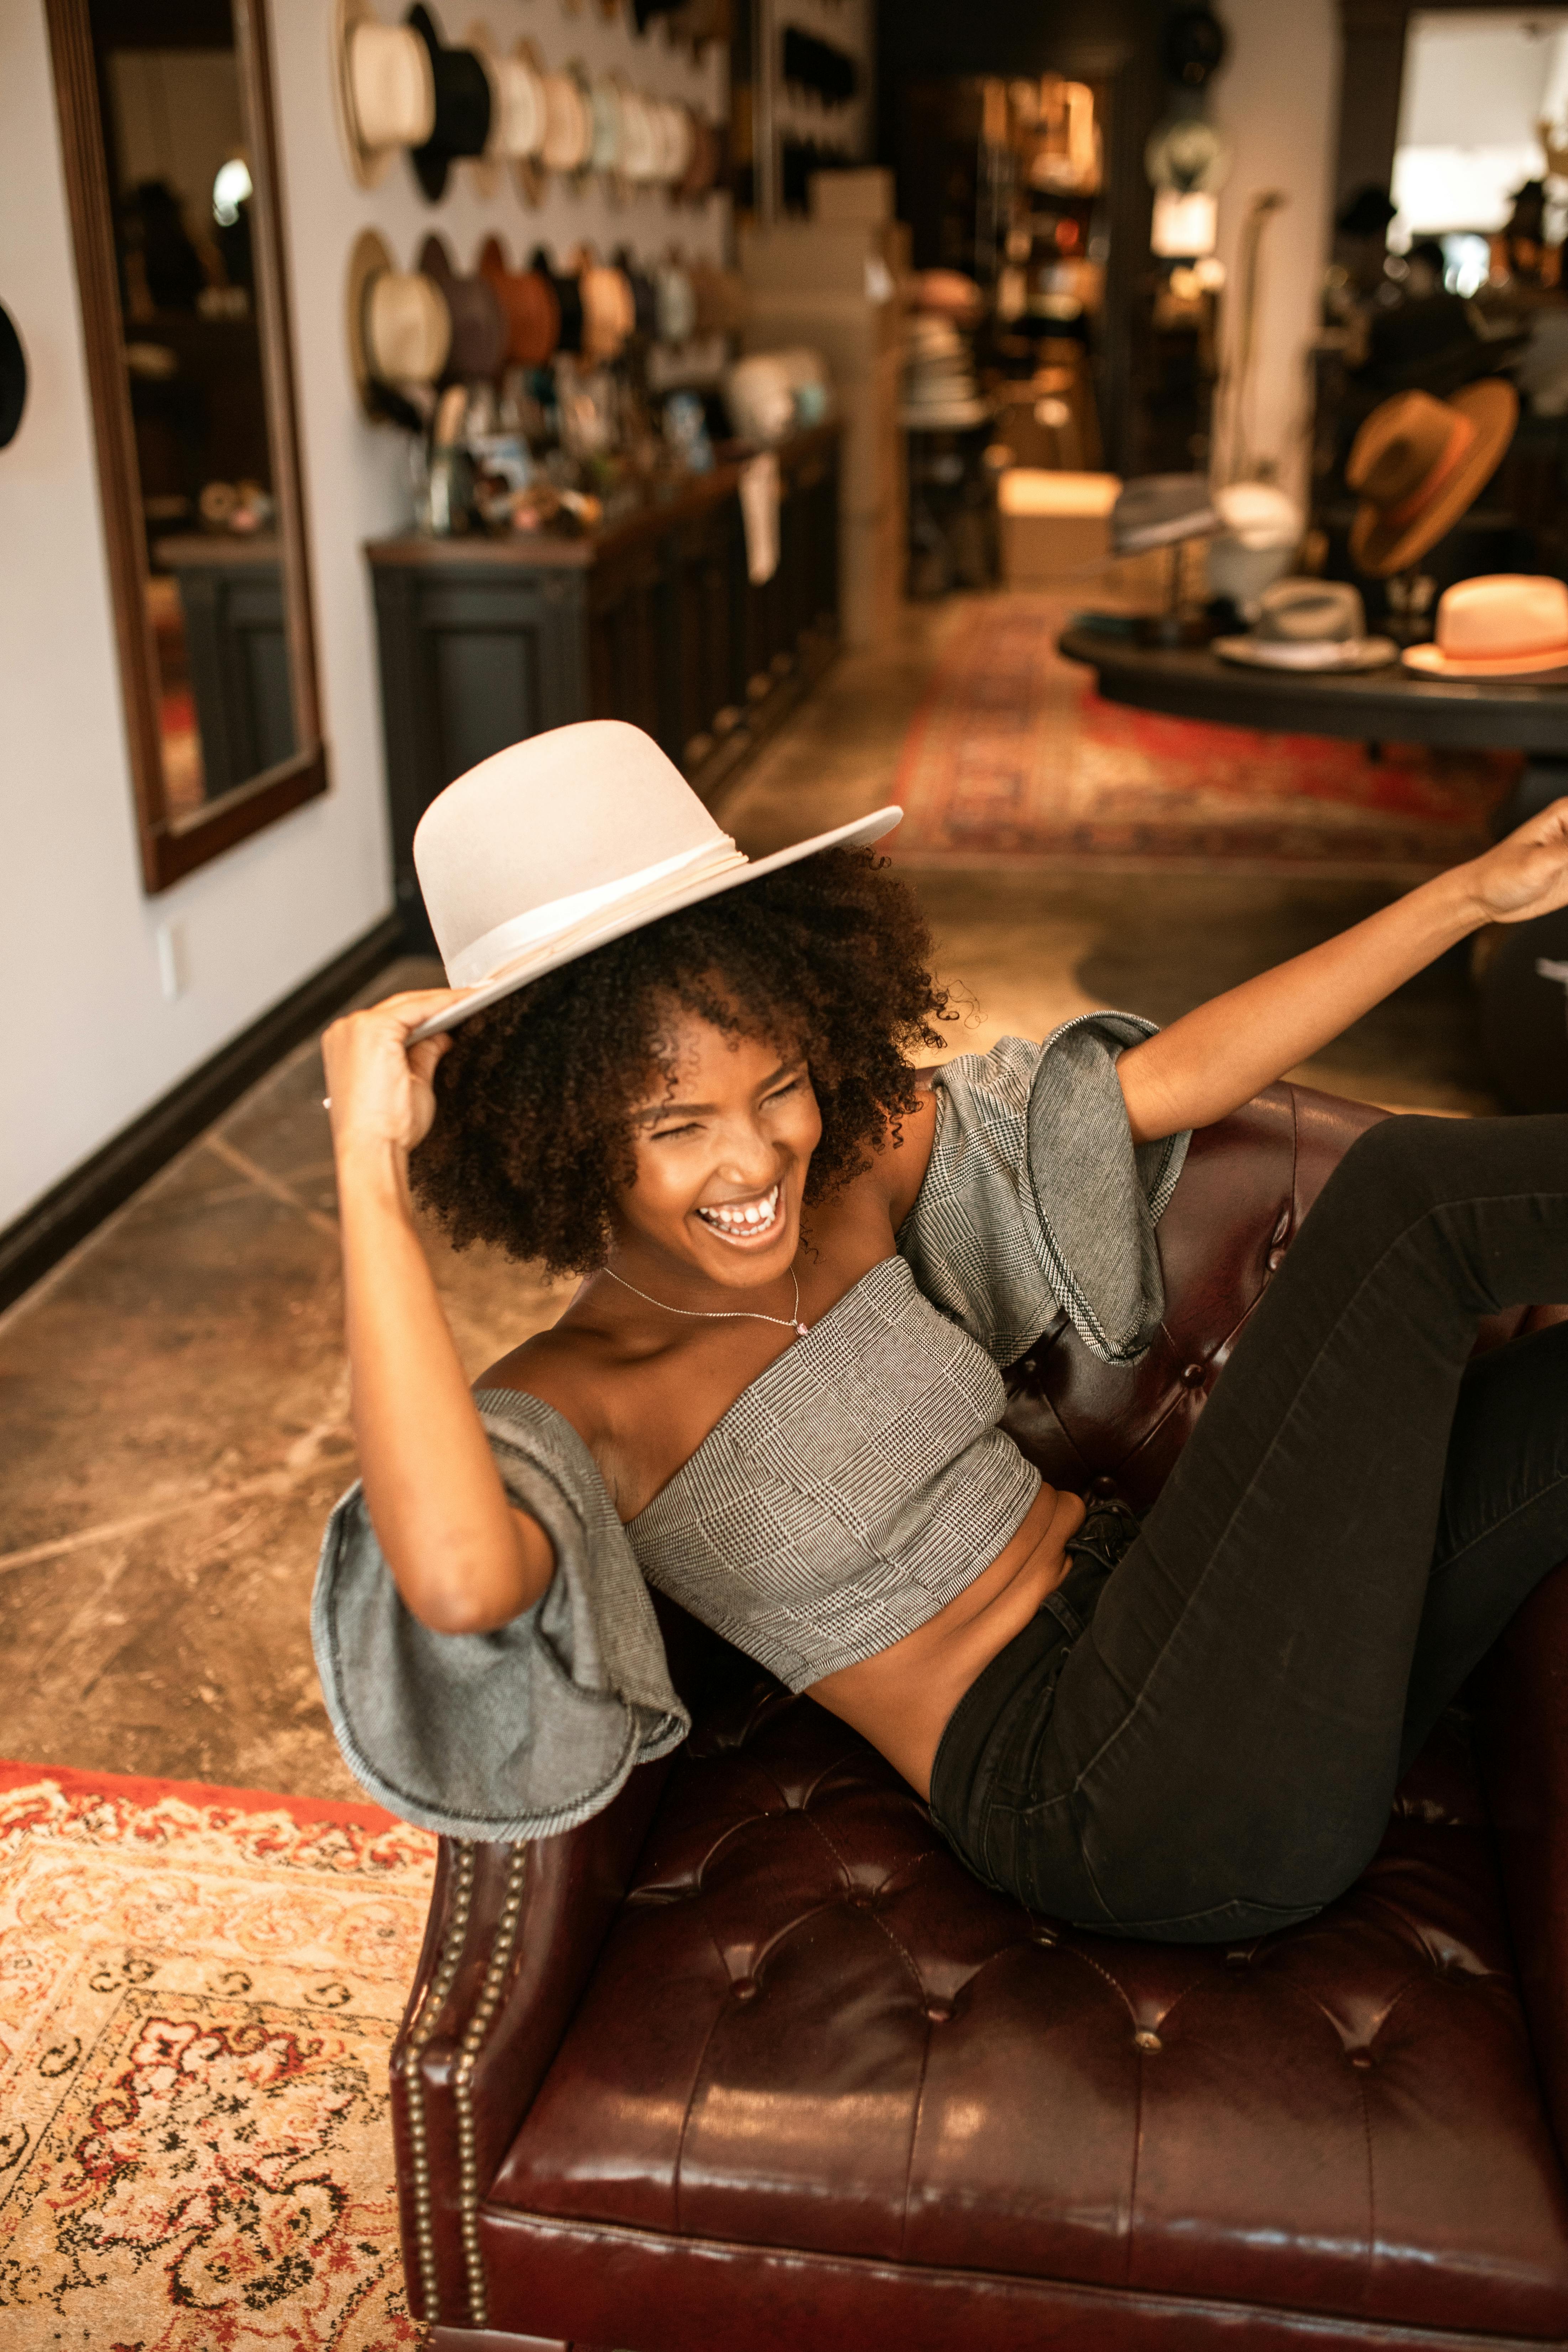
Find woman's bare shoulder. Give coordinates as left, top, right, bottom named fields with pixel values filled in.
left=475, top=1316, right=616, bottom=1459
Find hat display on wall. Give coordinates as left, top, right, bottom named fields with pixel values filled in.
left=479, top=236, right=560, bottom=366
left=405, top=4, right=492, bottom=199
left=334, top=0, right=436, bottom=186
left=418, top=233, right=507, bottom=379
left=618, top=86, right=658, bottom=182
left=465, top=22, right=546, bottom=199
left=532, top=247, right=584, bottom=354
left=1346, top=382, right=1518, bottom=577
left=345, top=228, right=452, bottom=415
left=540, top=66, right=594, bottom=173
left=677, top=111, right=721, bottom=202
left=1402, top=574, right=1568, bottom=680
left=579, top=257, right=636, bottom=362
left=587, top=73, right=624, bottom=175
left=655, top=258, right=697, bottom=344
left=1213, top=577, right=1398, bottom=673
left=406, top=721, right=903, bottom=1042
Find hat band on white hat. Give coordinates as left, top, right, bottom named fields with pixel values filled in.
left=447, top=835, right=747, bottom=988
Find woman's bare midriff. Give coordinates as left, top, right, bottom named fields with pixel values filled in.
left=806, top=1481, right=1089, bottom=1800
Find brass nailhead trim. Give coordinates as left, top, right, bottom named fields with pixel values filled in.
left=450, top=1842, right=531, bottom=2328
left=402, top=1841, right=476, bottom=2322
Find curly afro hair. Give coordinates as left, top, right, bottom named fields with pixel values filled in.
left=411, top=847, right=952, bottom=1275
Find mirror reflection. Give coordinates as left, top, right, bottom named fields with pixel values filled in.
left=96, top=0, right=297, bottom=815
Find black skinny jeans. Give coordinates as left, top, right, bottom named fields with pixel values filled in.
left=928, top=1112, right=1568, bottom=1942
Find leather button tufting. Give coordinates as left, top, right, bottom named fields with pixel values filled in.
left=1134, top=2028, right=1162, bottom=2051
left=848, top=1890, right=877, bottom=1911
left=1181, top=1363, right=1205, bottom=1388
left=731, top=1976, right=758, bottom=2002
left=925, top=1999, right=954, bottom=2024
left=1022, top=1357, right=1037, bottom=1374
left=1092, top=1475, right=1118, bottom=1498
left=1350, top=2050, right=1374, bottom=2069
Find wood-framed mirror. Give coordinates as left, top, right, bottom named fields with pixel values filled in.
left=46, top=0, right=328, bottom=894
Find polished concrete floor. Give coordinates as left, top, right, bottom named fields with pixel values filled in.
left=1, top=607, right=1498, bottom=1802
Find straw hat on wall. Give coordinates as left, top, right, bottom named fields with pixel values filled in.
left=333, top=0, right=435, bottom=187
left=1346, top=383, right=1518, bottom=578
left=345, top=228, right=451, bottom=414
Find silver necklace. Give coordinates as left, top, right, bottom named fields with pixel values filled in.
left=604, top=1261, right=810, bottom=1339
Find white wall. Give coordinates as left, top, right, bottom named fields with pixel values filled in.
left=1207, top=0, right=1341, bottom=500
left=0, top=0, right=729, bottom=1231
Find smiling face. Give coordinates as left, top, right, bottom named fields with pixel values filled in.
left=611, top=1006, right=822, bottom=1296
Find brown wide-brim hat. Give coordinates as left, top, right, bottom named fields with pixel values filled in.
left=418, top=233, right=507, bottom=380
left=1348, top=380, right=1518, bottom=578
left=478, top=236, right=559, bottom=367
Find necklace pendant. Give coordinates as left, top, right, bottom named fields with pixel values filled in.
left=795, top=1320, right=810, bottom=1337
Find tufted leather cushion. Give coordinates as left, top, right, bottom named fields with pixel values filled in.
left=486, top=1676, right=1568, bottom=2345
left=408, top=1082, right=1568, bottom=2349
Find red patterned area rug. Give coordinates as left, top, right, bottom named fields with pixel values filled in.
left=892, top=594, right=1518, bottom=874
left=0, top=1760, right=434, bottom=2348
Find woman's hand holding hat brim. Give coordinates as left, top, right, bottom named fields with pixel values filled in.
left=322, top=987, right=478, bottom=1156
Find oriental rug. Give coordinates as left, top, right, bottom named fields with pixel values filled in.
left=892, top=594, right=1518, bottom=875
left=0, top=1759, right=435, bottom=2348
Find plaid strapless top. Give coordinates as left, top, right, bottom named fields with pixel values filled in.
left=627, top=1254, right=1042, bottom=1690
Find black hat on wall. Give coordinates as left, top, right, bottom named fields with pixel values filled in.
left=405, top=4, right=491, bottom=201
left=0, top=303, right=26, bottom=449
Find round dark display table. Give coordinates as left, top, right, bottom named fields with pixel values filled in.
left=1057, top=622, right=1568, bottom=1111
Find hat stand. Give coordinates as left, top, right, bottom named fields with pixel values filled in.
left=1384, top=567, right=1437, bottom=648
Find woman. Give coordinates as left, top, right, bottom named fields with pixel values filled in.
left=315, top=719, right=1568, bottom=1943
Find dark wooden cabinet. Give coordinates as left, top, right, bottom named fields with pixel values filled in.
left=156, top=535, right=298, bottom=801
left=367, top=425, right=841, bottom=946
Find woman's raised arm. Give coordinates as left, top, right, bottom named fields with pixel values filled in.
left=324, top=991, right=555, bottom=1634
left=1115, top=797, right=1568, bottom=1142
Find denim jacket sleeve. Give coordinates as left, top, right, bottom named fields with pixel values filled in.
left=896, top=1014, right=1191, bottom=1368
left=310, top=1385, right=688, bottom=1843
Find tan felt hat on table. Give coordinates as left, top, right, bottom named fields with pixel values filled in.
left=333, top=0, right=436, bottom=187
left=1347, top=382, right=1518, bottom=578
left=345, top=229, right=451, bottom=410
left=408, top=720, right=902, bottom=1041
left=1402, top=573, right=1568, bottom=679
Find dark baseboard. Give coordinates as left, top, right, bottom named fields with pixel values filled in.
left=0, top=912, right=406, bottom=1315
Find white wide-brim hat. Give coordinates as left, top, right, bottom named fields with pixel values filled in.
left=409, top=722, right=902, bottom=1041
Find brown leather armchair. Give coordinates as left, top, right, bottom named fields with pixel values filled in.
left=391, top=1084, right=1568, bottom=2350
